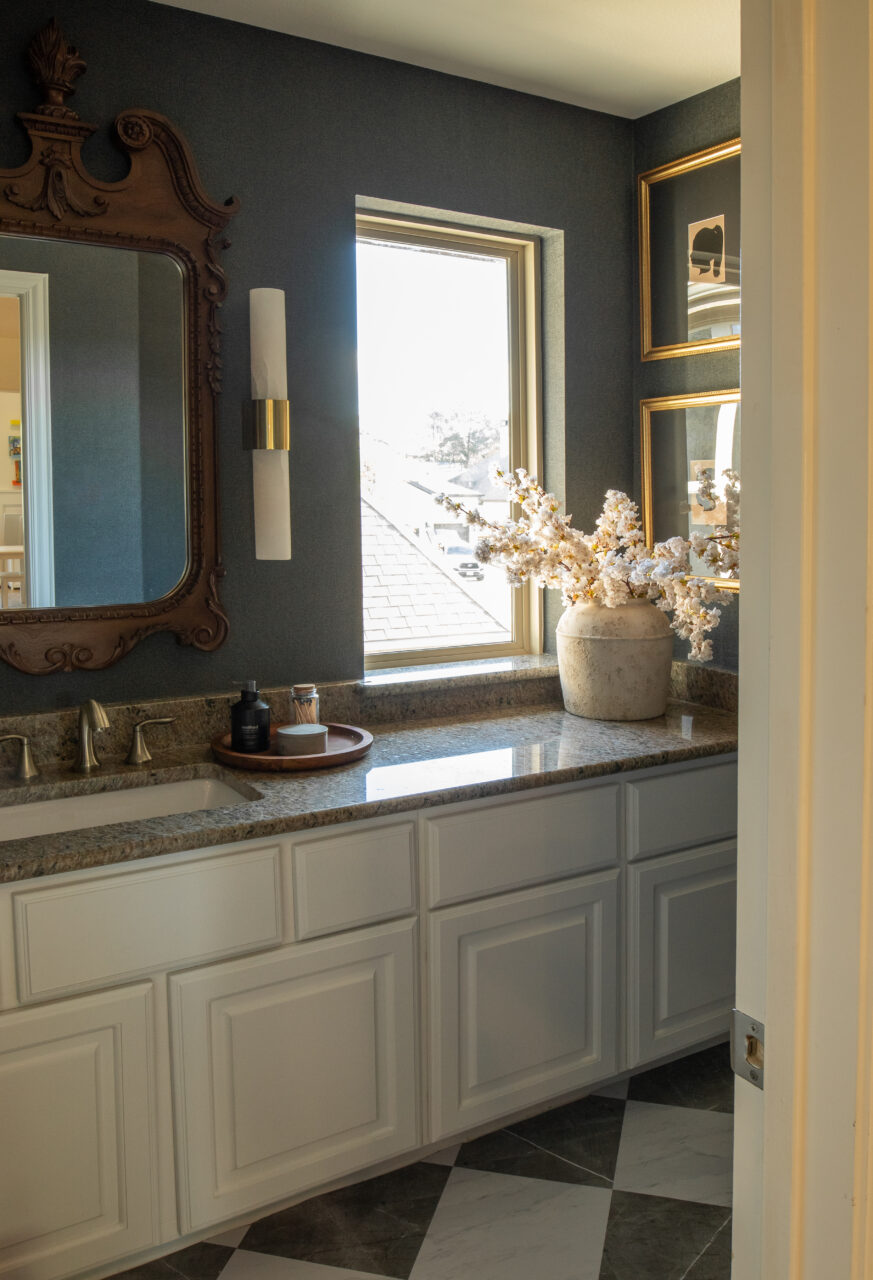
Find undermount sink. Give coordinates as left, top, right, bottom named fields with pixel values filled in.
left=0, top=777, right=255, bottom=841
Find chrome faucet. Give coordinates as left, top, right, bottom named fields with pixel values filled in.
left=74, top=699, right=110, bottom=772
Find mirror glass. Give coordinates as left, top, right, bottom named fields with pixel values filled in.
left=0, top=234, right=187, bottom=612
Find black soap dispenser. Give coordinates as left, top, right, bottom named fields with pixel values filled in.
left=231, top=680, right=271, bottom=753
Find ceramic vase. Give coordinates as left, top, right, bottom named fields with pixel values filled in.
left=555, top=598, right=674, bottom=721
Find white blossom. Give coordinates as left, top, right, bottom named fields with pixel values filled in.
left=436, top=469, right=740, bottom=662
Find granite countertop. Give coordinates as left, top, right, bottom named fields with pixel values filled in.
left=0, top=699, right=737, bottom=884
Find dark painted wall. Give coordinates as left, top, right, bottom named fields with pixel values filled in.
left=632, top=79, right=742, bottom=671
left=0, top=0, right=637, bottom=713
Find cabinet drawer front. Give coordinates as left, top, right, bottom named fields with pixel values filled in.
left=170, top=919, right=419, bottom=1232
left=0, top=984, right=157, bottom=1280
left=14, top=844, right=283, bottom=1002
left=429, top=871, right=619, bottom=1140
left=627, top=842, right=737, bottom=1067
left=424, top=784, right=620, bottom=907
left=290, top=821, right=416, bottom=939
left=626, top=762, right=737, bottom=860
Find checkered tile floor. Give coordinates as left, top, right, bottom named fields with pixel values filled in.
left=115, top=1044, right=733, bottom=1280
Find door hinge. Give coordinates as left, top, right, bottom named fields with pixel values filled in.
left=731, top=1008, right=765, bottom=1089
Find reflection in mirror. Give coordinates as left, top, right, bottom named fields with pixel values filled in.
left=0, top=235, right=187, bottom=611
left=641, top=390, right=741, bottom=589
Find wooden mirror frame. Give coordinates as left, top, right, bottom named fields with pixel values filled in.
left=0, top=21, right=238, bottom=674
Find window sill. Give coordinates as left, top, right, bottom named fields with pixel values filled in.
left=362, top=653, right=559, bottom=693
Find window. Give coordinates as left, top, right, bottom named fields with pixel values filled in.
left=355, top=215, right=542, bottom=667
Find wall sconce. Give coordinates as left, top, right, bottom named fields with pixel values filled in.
left=248, top=288, right=291, bottom=560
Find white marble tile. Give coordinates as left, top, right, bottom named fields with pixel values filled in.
left=423, top=1144, right=462, bottom=1167
left=612, top=1099, right=733, bottom=1206
left=592, top=1078, right=629, bottom=1100
left=219, top=1251, right=384, bottom=1279
left=207, top=1224, right=251, bottom=1248
left=408, top=1166, right=611, bottom=1280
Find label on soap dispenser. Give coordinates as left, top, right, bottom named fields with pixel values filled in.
left=237, top=722, right=262, bottom=750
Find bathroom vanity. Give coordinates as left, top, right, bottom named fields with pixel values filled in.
left=0, top=702, right=737, bottom=1280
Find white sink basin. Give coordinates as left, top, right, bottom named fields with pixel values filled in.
left=0, top=778, right=254, bottom=841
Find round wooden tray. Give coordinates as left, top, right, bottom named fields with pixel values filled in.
left=211, top=722, right=374, bottom=771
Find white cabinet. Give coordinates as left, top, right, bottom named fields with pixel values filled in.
left=12, top=841, right=283, bottom=1003
left=0, top=984, right=158, bottom=1280
left=170, top=918, right=419, bottom=1232
left=423, top=783, right=619, bottom=907
left=0, top=755, right=737, bottom=1279
left=428, top=870, right=619, bottom=1140
left=626, top=762, right=738, bottom=860
left=627, top=841, right=737, bottom=1066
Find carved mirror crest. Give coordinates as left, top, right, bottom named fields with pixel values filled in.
left=0, top=21, right=237, bottom=673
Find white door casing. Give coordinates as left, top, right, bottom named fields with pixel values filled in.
left=736, top=0, right=873, bottom=1276
left=0, top=270, right=53, bottom=608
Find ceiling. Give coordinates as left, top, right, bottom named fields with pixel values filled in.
left=153, top=0, right=740, bottom=119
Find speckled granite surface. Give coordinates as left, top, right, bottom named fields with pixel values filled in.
left=0, top=657, right=735, bottom=777
left=0, top=698, right=737, bottom=884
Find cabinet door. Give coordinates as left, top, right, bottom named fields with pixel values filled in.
left=429, top=871, right=619, bottom=1141
left=627, top=842, right=737, bottom=1067
left=171, top=919, right=419, bottom=1232
left=0, top=985, right=158, bottom=1280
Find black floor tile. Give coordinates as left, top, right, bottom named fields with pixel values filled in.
left=110, top=1241, right=234, bottom=1280
left=239, top=1161, right=451, bottom=1279
left=455, top=1125, right=612, bottom=1187
left=687, top=1216, right=732, bottom=1278
left=499, top=1093, right=626, bottom=1185
left=627, top=1045, right=735, bottom=1114
left=598, top=1191, right=731, bottom=1280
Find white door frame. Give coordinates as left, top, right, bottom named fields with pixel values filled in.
left=735, top=0, right=873, bottom=1274
left=0, top=269, right=54, bottom=608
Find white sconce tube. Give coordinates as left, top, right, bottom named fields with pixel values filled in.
left=250, top=288, right=287, bottom=399
left=252, top=449, right=292, bottom=560
left=249, top=288, right=291, bottom=560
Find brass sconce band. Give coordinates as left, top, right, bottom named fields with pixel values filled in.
left=249, top=398, right=291, bottom=450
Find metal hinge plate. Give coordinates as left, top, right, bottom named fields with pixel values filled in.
left=731, top=1008, right=765, bottom=1089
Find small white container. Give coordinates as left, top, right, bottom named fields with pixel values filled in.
left=275, top=723, right=328, bottom=756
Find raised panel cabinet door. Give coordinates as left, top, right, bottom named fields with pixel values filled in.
left=627, top=841, right=737, bottom=1068
left=0, top=984, right=158, bottom=1280
left=428, top=871, right=619, bottom=1141
left=170, top=918, right=419, bottom=1232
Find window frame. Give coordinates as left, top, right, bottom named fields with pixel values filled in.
left=355, top=212, right=543, bottom=670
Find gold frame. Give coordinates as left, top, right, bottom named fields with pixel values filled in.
left=640, top=389, right=740, bottom=593
left=639, top=138, right=741, bottom=361
left=356, top=213, right=543, bottom=670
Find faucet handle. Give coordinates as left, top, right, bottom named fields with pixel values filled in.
left=126, top=717, right=175, bottom=766
left=0, top=734, right=39, bottom=782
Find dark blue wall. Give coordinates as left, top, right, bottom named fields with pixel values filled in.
left=0, top=0, right=638, bottom=712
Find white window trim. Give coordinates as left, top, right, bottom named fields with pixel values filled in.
left=356, top=213, right=543, bottom=670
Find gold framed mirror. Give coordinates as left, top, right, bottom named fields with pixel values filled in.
left=640, top=389, right=741, bottom=591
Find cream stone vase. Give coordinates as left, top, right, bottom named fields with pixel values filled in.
left=556, top=599, right=674, bottom=721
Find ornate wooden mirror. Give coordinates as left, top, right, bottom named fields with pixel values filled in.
left=0, top=21, right=237, bottom=673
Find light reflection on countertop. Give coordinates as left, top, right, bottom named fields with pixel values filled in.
left=366, top=748, right=516, bottom=799
left=0, top=699, right=736, bottom=883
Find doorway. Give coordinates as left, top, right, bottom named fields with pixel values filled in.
left=0, top=268, right=54, bottom=610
